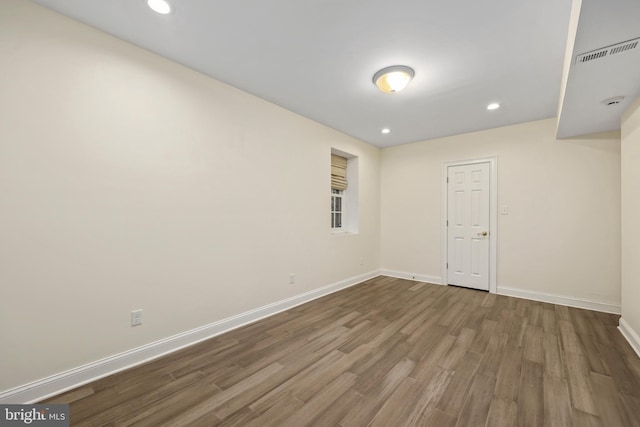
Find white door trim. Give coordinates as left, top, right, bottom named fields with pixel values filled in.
left=441, top=157, right=497, bottom=293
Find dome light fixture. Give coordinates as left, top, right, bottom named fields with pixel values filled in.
left=373, top=65, right=415, bottom=93
left=381, top=128, right=391, bottom=134
left=487, top=103, right=500, bottom=110
left=148, top=0, right=172, bottom=14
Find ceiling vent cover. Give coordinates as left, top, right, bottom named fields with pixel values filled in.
left=576, top=37, right=639, bottom=64
left=602, top=96, right=625, bottom=106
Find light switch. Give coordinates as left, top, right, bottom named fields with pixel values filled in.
left=501, top=205, right=509, bottom=215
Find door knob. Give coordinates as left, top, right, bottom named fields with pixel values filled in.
left=478, top=231, right=488, bottom=236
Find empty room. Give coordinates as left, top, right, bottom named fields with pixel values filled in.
left=1, top=0, right=640, bottom=425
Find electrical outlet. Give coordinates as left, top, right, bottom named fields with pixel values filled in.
left=131, top=309, right=143, bottom=326
left=289, top=273, right=295, bottom=285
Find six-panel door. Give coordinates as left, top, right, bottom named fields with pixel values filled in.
left=447, top=162, right=490, bottom=291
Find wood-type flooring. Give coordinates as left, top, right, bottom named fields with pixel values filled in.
left=44, top=276, right=640, bottom=426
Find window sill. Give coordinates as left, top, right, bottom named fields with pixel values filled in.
left=331, top=230, right=359, bottom=236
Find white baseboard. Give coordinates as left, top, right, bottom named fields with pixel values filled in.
left=0, top=270, right=381, bottom=404
left=619, top=318, right=640, bottom=358
left=379, top=269, right=442, bottom=285
left=378, top=275, right=621, bottom=316
left=380, top=275, right=622, bottom=315
left=497, top=286, right=621, bottom=315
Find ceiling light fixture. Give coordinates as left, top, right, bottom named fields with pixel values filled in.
left=147, top=0, right=172, bottom=14
left=486, top=103, right=500, bottom=110
left=381, top=128, right=391, bottom=134
left=373, top=65, right=415, bottom=93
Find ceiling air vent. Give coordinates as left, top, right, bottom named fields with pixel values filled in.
left=576, top=37, right=640, bottom=64
left=610, top=41, right=638, bottom=55
left=602, top=96, right=625, bottom=106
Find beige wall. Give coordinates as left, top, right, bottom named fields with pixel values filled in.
left=0, top=0, right=632, bottom=398
left=0, top=0, right=380, bottom=392
left=621, top=96, right=640, bottom=339
left=381, top=119, right=621, bottom=305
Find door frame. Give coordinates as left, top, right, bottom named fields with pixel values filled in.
left=441, top=157, right=498, bottom=293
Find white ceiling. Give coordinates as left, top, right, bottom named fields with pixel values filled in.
left=30, top=0, right=640, bottom=147
left=557, top=0, right=640, bottom=139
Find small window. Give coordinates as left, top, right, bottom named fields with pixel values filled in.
left=330, top=150, right=359, bottom=234
left=331, top=188, right=344, bottom=229
left=331, top=153, right=348, bottom=231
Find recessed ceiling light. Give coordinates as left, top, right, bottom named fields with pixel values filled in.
left=381, top=128, right=391, bottom=134
left=486, top=103, right=500, bottom=110
left=373, top=66, right=415, bottom=94
left=147, top=0, right=172, bottom=14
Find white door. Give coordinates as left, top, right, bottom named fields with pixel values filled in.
left=447, top=162, right=490, bottom=291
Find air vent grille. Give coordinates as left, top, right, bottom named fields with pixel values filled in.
left=578, top=50, right=608, bottom=63
left=610, top=41, right=638, bottom=55
left=576, top=37, right=639, bottom=64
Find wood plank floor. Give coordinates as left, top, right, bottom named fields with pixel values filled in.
left=44, top=276, right=640, bottom=426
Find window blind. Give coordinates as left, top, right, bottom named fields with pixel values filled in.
left=331, top=154, right=348, bottom=190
